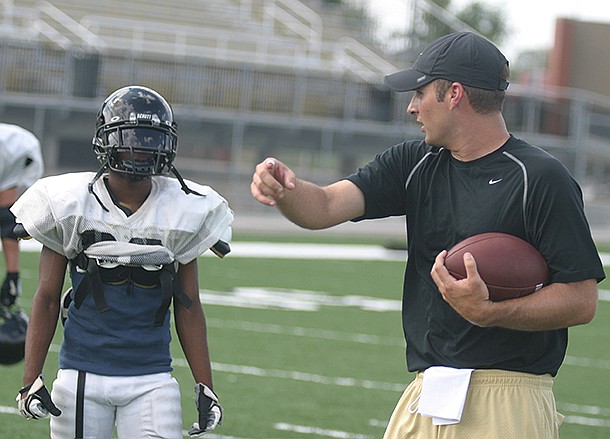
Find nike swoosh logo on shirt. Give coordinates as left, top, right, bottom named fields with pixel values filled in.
left=488, top=178, right=503, bottom=185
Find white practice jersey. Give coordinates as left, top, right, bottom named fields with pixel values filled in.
left=0, top=123, right=44, bottom=191
left=11, top=172, right=234, bottom=263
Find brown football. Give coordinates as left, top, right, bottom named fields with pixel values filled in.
left=445, top=232, right=549, bottom=302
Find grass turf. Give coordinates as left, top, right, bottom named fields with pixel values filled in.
left=0, top=239, right=608, bottom=438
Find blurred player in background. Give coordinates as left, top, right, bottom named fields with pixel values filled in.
left=251, top=32, right=605, bottom=438
left=0, top=123, right=43, bottom=365
left=12, top=85, right=233, bottom=438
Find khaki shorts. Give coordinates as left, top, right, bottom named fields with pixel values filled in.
left=383, top=369, right=564, bottom=439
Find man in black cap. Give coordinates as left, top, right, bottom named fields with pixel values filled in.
left=250, top=31, right=605, bottom=438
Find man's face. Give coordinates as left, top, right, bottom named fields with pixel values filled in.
left=406, top=81, right=453, bottom=147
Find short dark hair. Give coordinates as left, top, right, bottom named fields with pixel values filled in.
left=434, top=63, right=510, bottom=114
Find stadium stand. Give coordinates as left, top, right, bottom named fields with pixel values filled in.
left=1, top=0, right=610, bottom=216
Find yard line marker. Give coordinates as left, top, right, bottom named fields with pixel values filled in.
left=368, top=418, right=389, bottom=428
left=564, top=355, right=610, bottom=370
left=558, top=402, right=610, bottom=417
left=206, top=318, right=404, bottom=347
left=0, top=406, right=19, bottom=415
left=185, top=432, right=245, bottom=439
left=274, top=422, right=373, bottom=439
left=171, top=358, right=406, bottom=392
left=200, top=288, right=402, bottom=312
left=563, top=416, right=610, bottom=428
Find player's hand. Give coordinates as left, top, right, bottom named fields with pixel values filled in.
left=251, top=157, right=296, bottom=206
left=430, top=250, right=493, bottom=327
left=187, top=383, right=223, bottom=437
left=16, top=374, right=62, bottom=419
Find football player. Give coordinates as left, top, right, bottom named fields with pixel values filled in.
left=0, top=123, right=43, bottom=365
left=12, top=86, right=233, bottom=438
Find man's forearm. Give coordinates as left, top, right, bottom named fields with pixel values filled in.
left=276, top=179, right=364, bottom=230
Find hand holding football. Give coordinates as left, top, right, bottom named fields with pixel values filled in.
left=444, top=232, right=549, bottom=302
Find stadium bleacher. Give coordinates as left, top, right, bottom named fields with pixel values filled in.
left=1, top=0, right=610, bottom=215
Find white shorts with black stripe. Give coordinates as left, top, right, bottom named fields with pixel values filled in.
left=50, top=369, right=182, bottom=439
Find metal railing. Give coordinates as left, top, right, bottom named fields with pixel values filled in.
left=1, top=1, right=610, bottom=194
left=0, top=0, right=397, bottom=84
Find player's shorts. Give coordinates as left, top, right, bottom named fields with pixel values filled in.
left=383, top=369, right=564, bottom=439
left=50, top=369, right=182, bottom=439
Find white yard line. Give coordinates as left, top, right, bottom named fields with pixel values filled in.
left=206, top=318, right=405, bottom=347
left=274, top=423, right=374, bottom=438
left=20, top=239, right=610, bottom=265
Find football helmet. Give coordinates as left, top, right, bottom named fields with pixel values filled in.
left=0, top=305, right=28, bottom=365
left=92, top=86, right=177, bottom=179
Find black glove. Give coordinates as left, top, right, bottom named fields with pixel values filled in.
left=17, top=374, right=62, bottom=419
left=187, top=383, right=222, bottom=437
left=1, top=272, right=20, bottom=307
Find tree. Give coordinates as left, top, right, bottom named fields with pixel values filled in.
left=456, top=1, right=507, bottom=45
left=390, top=0, right=508, bottom=60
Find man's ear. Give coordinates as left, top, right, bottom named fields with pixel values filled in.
left=448, top=82, right=466, bottom=109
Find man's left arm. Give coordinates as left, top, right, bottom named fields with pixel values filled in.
left=431, top=250, right=598, bottom=330
left=174, top=260, right=222, bottom=436
left=483, top=278, right=598, bottom=331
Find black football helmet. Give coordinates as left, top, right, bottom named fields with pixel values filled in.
left=88, top=86, right=203, bottom=206
left=0, top=305, right=28, bottom=365
left=92, top=86, right=178, bottom=179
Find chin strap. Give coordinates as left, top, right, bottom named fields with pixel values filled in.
left=89, top=165, right=203, bottom=210
left=170, top=166, right=204, bottom=197
left=88, top=166, right=110, bottom=212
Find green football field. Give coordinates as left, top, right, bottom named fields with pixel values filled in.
left=1, top=233, right=608, bottom=438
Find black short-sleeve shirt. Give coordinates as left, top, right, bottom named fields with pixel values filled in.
left=346, top=135, right=606, bottom=376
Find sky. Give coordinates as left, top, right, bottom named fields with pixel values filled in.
left=364, top=0, right=610, bottom=61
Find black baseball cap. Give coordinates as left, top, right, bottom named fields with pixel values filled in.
left=384, top=32, right=509, bottom=92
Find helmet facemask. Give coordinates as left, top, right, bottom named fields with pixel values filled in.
left=94, top=113, right=177, bottom=180
left=92, top=86, right=178, bottom=181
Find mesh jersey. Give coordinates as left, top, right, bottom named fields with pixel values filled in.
left=11, top=172, right=234, bottom=375
left=346, top=135, right=605, bottom=376
left=0, top=123, right=43, bottom=191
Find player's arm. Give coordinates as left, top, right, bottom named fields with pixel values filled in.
left=23, top=246, right=68, bottom=385
left=431, top=250, right=598, bottom=331
left=174, top=259, right=222, bottom=436
left=251, top=157, right=365, bottom=229
left=174, top=259, right=212, bottom=386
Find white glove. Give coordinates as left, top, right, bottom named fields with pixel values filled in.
left=17, top=374, right=62, bottom=419
left=187, top=383, right=223, bottom=436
